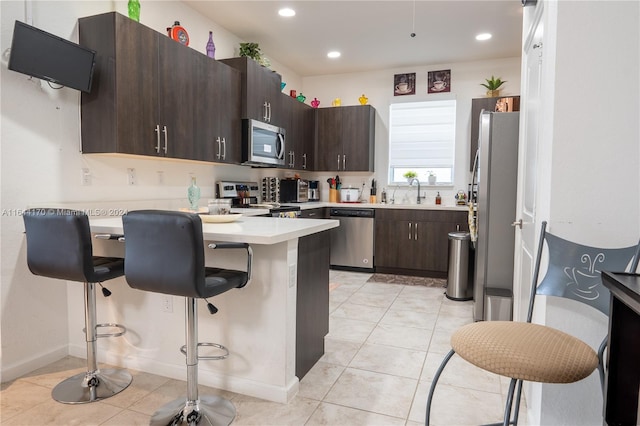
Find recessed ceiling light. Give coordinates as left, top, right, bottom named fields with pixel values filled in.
left=476, top=33, right=492, bottom=41
left=327, top=51, right=341, bottom=59
left=278, top=8, right=296, bottom=17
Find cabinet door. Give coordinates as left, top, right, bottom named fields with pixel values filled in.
left=299, top=104, right=315, bottom=171
left=217, top=65, right=242, bottom=164
left=191, top=53, right=218, bottom=161
left=158, top=37, right=198, bottom=160
left=80, top=12, right=159, bottom=156
left=280, top=96, right=314, bottom=170
left=315, top=108, right=343, bottom=171
left=200, top=60, right=242, bottom=164
left=342, top=105, right=375, bottom=171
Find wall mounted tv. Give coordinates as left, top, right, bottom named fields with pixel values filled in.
left=8, top=20, right=96, bottom=93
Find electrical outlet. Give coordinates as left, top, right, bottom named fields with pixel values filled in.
left=157, top=171, right=164, bottom=185
left=81, top=168, right=91, bottom=186
left=127, top=168, right=136, bottom=185
left=161, top=295, right=173, bottom=313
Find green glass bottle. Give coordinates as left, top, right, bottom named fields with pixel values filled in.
left=188, top=177, right=200, bottom=211
left=128, top=0, right=140, bottom=22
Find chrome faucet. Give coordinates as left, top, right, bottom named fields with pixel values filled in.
left=409, top=178, right=422, bottom=204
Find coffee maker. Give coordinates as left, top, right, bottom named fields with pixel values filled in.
left=308, top=180, right=320, bottom=201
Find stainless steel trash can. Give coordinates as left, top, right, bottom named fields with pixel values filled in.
left=446, top=231, right=472, bottom=300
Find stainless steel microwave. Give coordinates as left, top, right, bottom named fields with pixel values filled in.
left=243, top=119, right=286, bottom=167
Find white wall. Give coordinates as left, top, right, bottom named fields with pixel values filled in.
left=523, top=1, right=640, bottom=424
left=302, top=58, right=521, bottom=204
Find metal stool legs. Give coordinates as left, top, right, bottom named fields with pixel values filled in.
left=52, top=282, right=132, bottom=404
left=151, top=297, right=235, bottom=426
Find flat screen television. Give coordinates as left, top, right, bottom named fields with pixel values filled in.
left=8, top=20, right=96, bottom=93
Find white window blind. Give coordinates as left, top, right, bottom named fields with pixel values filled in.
left=389, top=100, right=456, bottom=183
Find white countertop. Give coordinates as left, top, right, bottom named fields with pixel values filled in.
left=90, top=215, right=339, bottom=245
left=287, top=201, right=470, bottom=212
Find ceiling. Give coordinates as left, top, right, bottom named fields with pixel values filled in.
left=183, top=1, right=524, bottom=77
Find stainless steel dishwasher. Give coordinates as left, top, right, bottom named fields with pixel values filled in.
left=329, top=208, right=375, bottom=271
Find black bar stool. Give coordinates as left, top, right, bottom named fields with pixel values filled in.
left=22, top=208, right=132, bottom=404
left=122, top=210, right=252, bottom=426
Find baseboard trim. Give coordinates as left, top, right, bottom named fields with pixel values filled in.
left=1, top=345, right=68, bottom=383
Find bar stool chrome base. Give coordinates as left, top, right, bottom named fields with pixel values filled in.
left=52, top=368, right=133, bottom=404
left=150, top=395, right=236, bottom=426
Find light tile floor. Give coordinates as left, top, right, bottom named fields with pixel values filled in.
left=1, top=271, right=525, bottom=425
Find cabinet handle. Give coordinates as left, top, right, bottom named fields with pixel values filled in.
left=337, top=154, right=341, bottom=171
left=291, top=151, right=295, bottom=168
left=162, top=126, right=168, bottom=154
left=343, top=154, right=346, bottom=170
left=302, top=153, right=307, bottom=170
left=263, top=101, right=269, bottom=122
left=155, top=125, right=161, bottom=153
left=268, top=102, right=272, bottom=122
left=216, top=137, right=221, bottom=159
left=414, top=222, right=419, bottom=240
left=408, top=222, right=413, bottom=240
left=221, top=137, right=226, bottom=160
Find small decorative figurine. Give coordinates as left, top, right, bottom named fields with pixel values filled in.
left=290, top=89, right=297, bottom=98
left=359, top=94, right=368, bottom=105
left=311, top=98, right=320, bottom=108
left=332, top=98, right=341, bottom=107
left=167, top=21, right=189, bottom=46
left=281, top=82, right=286, bottom=91
left=296, top=93, right=306, bottom=103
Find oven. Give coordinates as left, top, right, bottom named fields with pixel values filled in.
left=216, top=180, right=301, bottom=217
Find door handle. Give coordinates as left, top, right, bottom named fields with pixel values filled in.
left=155, top=125, right=161, bottom=153
left=512, top=219, right=523, bottom=229
left=162, top=125, right=168, bottom=154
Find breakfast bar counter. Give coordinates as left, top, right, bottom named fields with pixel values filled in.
left=87, top=215, right=338, bottom=404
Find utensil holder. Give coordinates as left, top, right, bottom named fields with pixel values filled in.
left=329, top=189, right=338, bottom=203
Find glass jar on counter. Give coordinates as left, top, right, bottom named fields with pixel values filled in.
left=207, top=199, right=232, bottom=215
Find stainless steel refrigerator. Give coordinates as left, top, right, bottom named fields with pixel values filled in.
left=472, top=111, right=520, bottom=321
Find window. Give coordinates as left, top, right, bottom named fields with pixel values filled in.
left=388, top=100, right=456, bottom=184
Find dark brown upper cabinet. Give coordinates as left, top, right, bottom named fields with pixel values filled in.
left=79, top=12, right=241, bottom=163
left=315, top=105, right=375, bottom=172
left=220, top=57, right=283, bottom=127
left=281, top=94, right=314, bottom=170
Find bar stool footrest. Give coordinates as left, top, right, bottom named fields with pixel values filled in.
left=83, top=323, right=127, bottom=338
left=180, top=342, right=229, bottom=360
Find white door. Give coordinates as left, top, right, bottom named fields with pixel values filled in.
left=513, top=7, right=544, bottom=323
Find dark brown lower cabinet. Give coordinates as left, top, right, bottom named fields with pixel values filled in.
left=296, top=231, right=330, bottom=379
left=375, top=209, right=469, bottom=278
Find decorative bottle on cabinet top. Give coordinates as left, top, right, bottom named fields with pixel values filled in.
left=188, top=177, right=201, bottom=211
left=128, top=0, right=140, bottom=22
left=206, top=31, right=216, bottom=58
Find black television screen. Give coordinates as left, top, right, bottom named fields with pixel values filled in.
left=8, top=20, right=96, bottom=93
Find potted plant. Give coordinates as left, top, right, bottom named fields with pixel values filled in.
left=481, top=76, right=506, bottom=97
left=403, top=171, right=417, bottom=182
left=239, top=42, right=270, bottom=68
